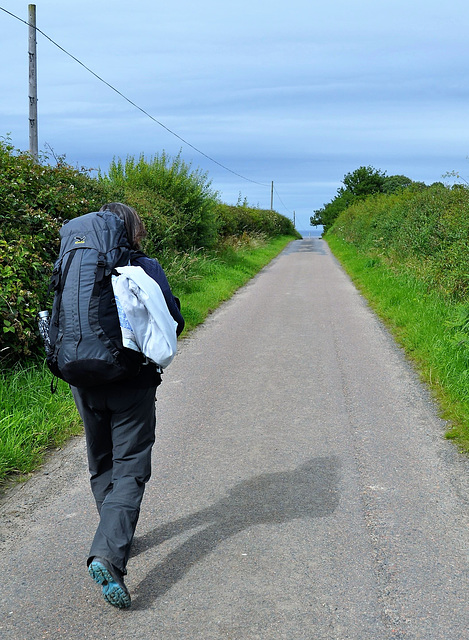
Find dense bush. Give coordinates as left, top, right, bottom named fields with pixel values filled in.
left=216, top=203, right=298, bottom=238
left=0, top=139, right=112, bottom=363
left=99, top=152, right=220, bottom=252
left=329, top=183, right=469, bottom=301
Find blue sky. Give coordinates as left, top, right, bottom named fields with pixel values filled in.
left=1, top=0, right=468, bottom=230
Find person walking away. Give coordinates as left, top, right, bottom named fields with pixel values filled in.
left=69, top=203, right=184, bottom=609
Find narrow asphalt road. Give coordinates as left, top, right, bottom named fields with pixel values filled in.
left=1, top=237, right=469, bottom=640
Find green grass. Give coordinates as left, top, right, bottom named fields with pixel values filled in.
left=0, top=234, right=295, bottom=484
left=0, top=362, right=81, bottom=482
left=327, top=233, right=469, bottom=452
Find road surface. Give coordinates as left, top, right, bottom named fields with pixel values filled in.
left=1, top=237, right=469, bottom=639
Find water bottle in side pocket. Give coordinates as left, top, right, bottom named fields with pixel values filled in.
left=38, top=310, right=52, bottom=356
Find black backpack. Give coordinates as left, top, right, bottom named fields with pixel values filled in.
left=47, top=210, right=142, bottom=387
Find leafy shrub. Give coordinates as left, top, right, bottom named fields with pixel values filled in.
left=0, top=139, right=111, bottom=363
left=100, top=152, right=220, bottom=251
left=216, top=203, right=298, bottom=238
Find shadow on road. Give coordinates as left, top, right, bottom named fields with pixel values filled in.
left=131, top=456, right=341, bottom=609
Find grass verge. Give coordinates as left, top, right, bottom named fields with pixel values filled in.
left=326, top=233, right=469, bottom=452
left=0, top=234, right=295, bottom=484
left=0, top=363, right=82, bottom=482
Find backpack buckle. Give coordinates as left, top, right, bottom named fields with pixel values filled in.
left=95, top=255, right=107, bottom=282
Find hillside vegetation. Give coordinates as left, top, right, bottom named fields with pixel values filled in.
left=326, top=179, right=469, bottom=451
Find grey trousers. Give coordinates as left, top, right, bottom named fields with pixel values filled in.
left=71, top=382, right=157, bottom=573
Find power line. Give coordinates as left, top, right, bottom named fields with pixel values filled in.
left=0, top=5, right=269, bottom=187
left=273, top=186, right=293, bottom=216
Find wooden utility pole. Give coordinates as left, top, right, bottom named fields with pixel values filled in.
left=270, top=181, right=274, bottom=210
left=28, top=4, right=38, bottom=159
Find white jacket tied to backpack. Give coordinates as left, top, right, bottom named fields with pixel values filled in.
left=112, top=266, right=178, bottom=369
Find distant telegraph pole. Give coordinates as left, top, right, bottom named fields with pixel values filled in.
left=271, top=181, right=274, bottom=210
left=28, top=4, right=38, bottom=159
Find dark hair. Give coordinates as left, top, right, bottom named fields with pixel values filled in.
left=99, top=202, right=147, bottom=250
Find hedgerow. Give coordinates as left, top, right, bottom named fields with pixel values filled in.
left=0, top=139, right=112, bottom=363
left=0, top=139, right=298, bottom=365
left=99, top=152, right=220, bottom=252
left=216, top=203, right=298, bottom=237
left=330, top=183, right=469, bottom=301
